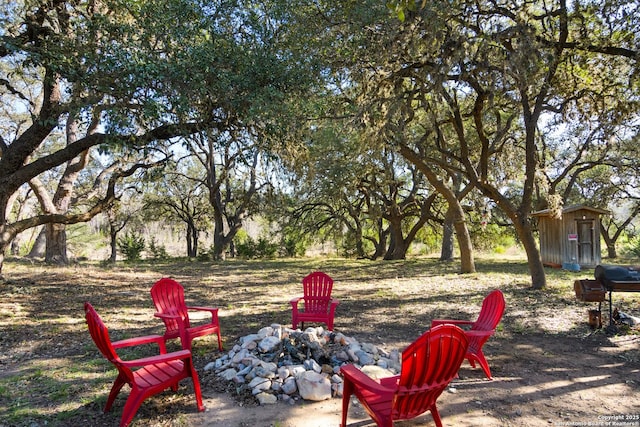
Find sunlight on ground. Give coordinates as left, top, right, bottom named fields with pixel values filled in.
left=2, top=257, right=640, bottom=427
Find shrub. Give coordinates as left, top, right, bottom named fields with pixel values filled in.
left=235, top=235, right=278, bottom=259
left=117, top=231, right=145, bottom=261
left=280, top=235, right=307, bottom=257
left=148, top=237, right=169, bottom=260
left=235, top=238, right=255, bottom=258
left=256, top=237, right=278, bottom=258
left=197, top=247, right=214, bottom=261
left=625, top=235, right=640, bottom=258
left=472, top=223, right=516, bottom=252
left=277, top=226, right=310, bottom=257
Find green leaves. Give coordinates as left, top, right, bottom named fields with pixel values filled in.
left=386, top=0, right=424, bottom=22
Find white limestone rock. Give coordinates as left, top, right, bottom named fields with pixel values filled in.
left=256, top=392, right=278, bottom=405
left=249, top=377, right=271, bottom=394
left=218, top=368, right=238, bottom=381
left=296, top=371, right=331, bottom=401
left=258, top=335, right=281, bottom=353
left=281, top=376, right=298, bottom=395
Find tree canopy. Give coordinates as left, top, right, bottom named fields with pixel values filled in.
left=0, top=0, right=323, bottom=272
left=2, top=0, right=639, bottom=288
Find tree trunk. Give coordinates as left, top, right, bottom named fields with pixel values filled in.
left=353, top=224, right=366, bottom=259
left=1, top=191, right=28, bottom=277
left=371, top=241, right=386, bottom=260
left=212, top=226, right=242, bottom=260
left=209, top=191, right=243, bottom=260
left=45, top=223, right=68, bottom=265
left=452, top=208, right=475, bottom=273
left=440, top=207, right=455, bottom=261
left=383, top=218, right=406, bottom=260
left=212, top=210, right=226, bottom=260
left=186, top=221, right=198, bottom=257
left=192, top=228, right=198, bottom=257
left=384, top=234, right=396, bottom=260
left=186, top=224, right=194, bottom=257
left=397, top=145, right=476, bottom=273
left=27, top=228, right=46, bottom=258
left=384, top=242, right=410, bottom=260
left=109, top=226, right=118, bottom=263
left=0, top=195, right=14, bottom=275
left=10, top=236, right=20, bottom=255
left=0, top=198, right=14, bottom=276
left=367, top=219, right=388, bottom=260
left=600, top=226, right=618, bottom=259
left=29, top=118, right=90, bottom=265
left=6, top=192, right=24, bottom=257
left=383, top=225, right=410, bottom=260
left=514, top=216, right=547, bottom=289
left=439, top=200, right=475, bottom=273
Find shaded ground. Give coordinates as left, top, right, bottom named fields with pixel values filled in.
left=1, top=256, right=639, bottom=427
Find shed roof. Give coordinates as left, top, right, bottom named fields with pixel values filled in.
left=531, top=204, right=610, bottom=217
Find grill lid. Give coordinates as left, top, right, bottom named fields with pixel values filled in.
left=594, top=264, right=640, bottom=282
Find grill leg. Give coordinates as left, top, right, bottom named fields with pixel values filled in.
left=608, top=291, right=613, bottom=327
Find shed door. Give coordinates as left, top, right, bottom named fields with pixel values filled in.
left=577, top=220, right=595, bottom=265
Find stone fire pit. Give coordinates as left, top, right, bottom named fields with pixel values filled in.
left=204, top=324, right=401, bottom=405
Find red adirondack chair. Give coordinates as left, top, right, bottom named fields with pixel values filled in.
left=340, top=324, right=469, bottom=427
left=150, top=277, right=223, bottom=352
left=430, top=289, right=505, bottom=380
left=290, top=271, right=340, bottom=330
left=84, top=302, right=204, bottom=427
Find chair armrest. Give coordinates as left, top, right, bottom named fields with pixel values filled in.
left=431, top=319, right=474, bottom=328
left=112, top=334, right=165, bottom=350
left=186, top=306, right=219, bottom=323
left=340, top=364, right=394, bottom=395
left=465, top=329, right=495, bottom=338
left=154, top=312, right=181, bottom=320
left=120, top=349, right=192, bottom=368
left=186, top=306, right=218, bottom=315
left=290, top=297, right=303, bottom=307
left=328, top=299, right=340, bottom=316
left=378, top=374, right=400, bottom=388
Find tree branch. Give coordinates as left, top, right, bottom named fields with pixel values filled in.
left=4, top=122, right=205, bottom=194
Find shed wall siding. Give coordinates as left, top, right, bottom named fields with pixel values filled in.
left=536, top=208, right=603, bottom=268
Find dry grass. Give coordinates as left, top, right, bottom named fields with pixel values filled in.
left=1, top=254, right=639, bottom=426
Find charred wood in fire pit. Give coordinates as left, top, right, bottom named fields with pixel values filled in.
left=284, top=338, right=305, bottom=362
left=260, top=343, right=283, bottom=363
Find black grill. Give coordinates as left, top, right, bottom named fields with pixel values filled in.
left=593, top=264, right=640, bottom=328
left=594, top=264, right=640, bottom=290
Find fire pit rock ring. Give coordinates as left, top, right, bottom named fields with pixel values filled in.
left=204, top=324, right=401, bottom=405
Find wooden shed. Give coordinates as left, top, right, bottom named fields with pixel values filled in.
left=531, top=205, right=609, bottom=270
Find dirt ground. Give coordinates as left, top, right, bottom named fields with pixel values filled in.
left=1, top=257, right=639, bottom=427
left=189, top=331, right=640, bottom=427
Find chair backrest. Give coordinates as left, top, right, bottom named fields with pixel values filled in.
left=395, top=324, right=468, bottom=420
left=471, top=289, right=505, bottom=332
left=302, top=271, right=334, bottom=313
left=151, top=278, right=190, bottom=331
left=85, top=302, right=120, bottom=361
